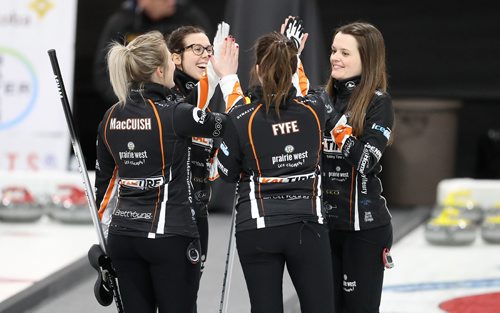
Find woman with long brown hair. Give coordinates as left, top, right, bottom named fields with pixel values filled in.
left=322, top=22, right=395, bottom=313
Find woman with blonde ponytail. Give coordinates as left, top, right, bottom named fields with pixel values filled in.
left=94, top=30, right=228, bottom=313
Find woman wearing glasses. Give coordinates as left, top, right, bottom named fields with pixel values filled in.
left=168, top=26, right=215, bottom=96
left=167, top=26, right=229, bottom=313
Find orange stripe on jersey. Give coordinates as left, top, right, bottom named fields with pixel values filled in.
left=297, top=60, right=310, bottom=96
left=295, top=100, right=322, bottom=164
left=296, top=100, right=322, bottom=210
left=227, top=80, right=244, bottom=112
left=147, top=99, right=166, bottom=232
left=98, top=166, right=118, bottom=220
left=248, top=104, right=266, bottom=212
left=197, top=73, right=209, bottom=109
left=147, top=99, right=166, bottom=172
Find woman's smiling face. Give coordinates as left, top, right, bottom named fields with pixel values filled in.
left=173, top=32, right=212, bottom=80
left=330, top=32, right=362, bottom=80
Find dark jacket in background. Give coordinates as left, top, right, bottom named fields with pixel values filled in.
left=93, top=0, right=213, bottom=104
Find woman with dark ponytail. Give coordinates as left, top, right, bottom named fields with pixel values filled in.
left=211, top=31, right=335, bottom=313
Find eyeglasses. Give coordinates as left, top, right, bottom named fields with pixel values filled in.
left=182, top=44, right=214, bottom=56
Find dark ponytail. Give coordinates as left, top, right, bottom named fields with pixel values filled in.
left=250, top=32, right=298, bottom=116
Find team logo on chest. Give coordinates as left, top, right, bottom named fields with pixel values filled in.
left=284, top=145, right=294, bottom=153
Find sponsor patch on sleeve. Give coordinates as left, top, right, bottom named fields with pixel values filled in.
left=220, top=141, right=229, bottom=156
left=371, top=123, right=391, bottom=140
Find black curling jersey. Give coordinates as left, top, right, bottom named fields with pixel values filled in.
left=172, top=69, right=230, bottom=217
left=322, top=77, right=394, bottom=231
left=95, top=82, right=226, bottom=239
left=217, top=75, right=333, bottom=233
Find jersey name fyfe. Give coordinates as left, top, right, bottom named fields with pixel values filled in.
left=271, top=120, right=299, bottom=136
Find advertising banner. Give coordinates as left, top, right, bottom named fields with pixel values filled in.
left=0, top=0, right=77, bottom=171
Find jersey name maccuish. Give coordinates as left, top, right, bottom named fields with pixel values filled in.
left=322, top=77, right=394, bottom=231
left=95, top=82, right=226, bottom=239
left=218, top=84, right=333, bottom=233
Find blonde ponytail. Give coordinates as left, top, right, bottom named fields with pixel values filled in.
left=107, top=43, right=130, bottom=104
left=106, top=30, right=170, bottom=104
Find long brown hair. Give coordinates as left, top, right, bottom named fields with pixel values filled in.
left=250, top=32, right=298, bottom=116
left=326, top=22, right=387, bottom=137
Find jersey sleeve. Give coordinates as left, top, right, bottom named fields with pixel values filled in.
left=192, top=73, right=244, bottom=114
left=291, top=56, right=309, bottom=96
left=207, top=86, right=226, bottom=113
left=302, top=88, right=341, bottom=131
left=341, top=93, right=394, bottom=175
left=184, top=72, right=212, bottom=110
left=219, top=74, right=247, bottom=110
left=172, top=102, right=227, bottom=138
left=216, top=117, right=242, bottom=183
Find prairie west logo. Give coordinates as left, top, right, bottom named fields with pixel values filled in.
left=0, top=47, right=38, bottom=130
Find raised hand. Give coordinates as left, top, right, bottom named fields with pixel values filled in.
left=280, top=16, right=309, bottom=55
left=207, top=21, right=230, bottom=80
left=210, top=36, right=239, bottom=78
left=213, top=21, right=230, bottom=59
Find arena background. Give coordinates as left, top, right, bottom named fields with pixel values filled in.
left=2, top=1, right=500, bottom=312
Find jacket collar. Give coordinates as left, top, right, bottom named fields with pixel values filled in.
left=173, top=69, right=197, bottom=96
left=129, top=82, right=176, bottom=103
left=334, top=76, right=361, bottom=96
left=247, top=85, right=298, bottom=108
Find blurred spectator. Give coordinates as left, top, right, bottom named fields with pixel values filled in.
left=93, top=0, right=213, bottom=104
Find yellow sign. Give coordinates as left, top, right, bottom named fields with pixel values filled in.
left=29, top=0, right=54, bottom=19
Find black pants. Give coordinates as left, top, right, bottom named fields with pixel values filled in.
left=329, top=223, right=393, bottom=313
left=236, top=222, right=335, bottom=313
left=197, top=214, right=209, bottom=269
left=107, top=234, right=200, bottom=313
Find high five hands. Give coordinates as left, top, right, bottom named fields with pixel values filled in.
left=280, top=16, right=309, bottom=55
left=209, top=35, right=239, bottom=79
